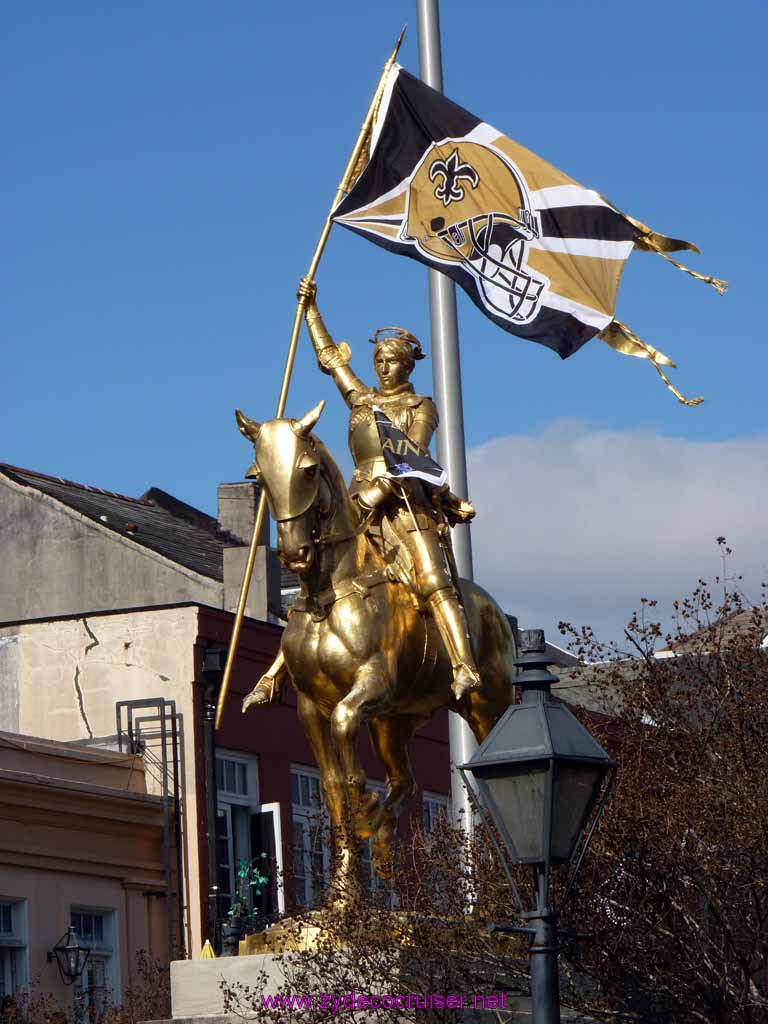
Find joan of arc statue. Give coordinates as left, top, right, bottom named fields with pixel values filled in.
left=243, top=278, right=481, bottom=707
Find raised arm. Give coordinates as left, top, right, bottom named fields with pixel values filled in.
left=407, top=398, right=439, bottom=451
left=298, top=278, right=365, bottom=407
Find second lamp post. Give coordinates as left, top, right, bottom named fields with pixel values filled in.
left=461, top=629, right=616, bottom=1024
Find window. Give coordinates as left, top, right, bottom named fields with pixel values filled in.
left=291, top=767, right=329, bottom=908
left=215, top=751, right=261, bottom=918
left=423, top=792, right=450, bottom=835
left=359, top=781, right=392, bottom=901
left=250, top=803, right=285, bottom=921
left=215, top=805, right=235, bottom=916
left=77, top=957, right=109, bottom=1024
left=422, top=794, right=451, bottom=907
left=71, top=912, right=104, bottom=945
left=216, top=757, right=249, bottom=798
left=291, top=769, right=321, bottom=811
left=71, top=908, right=118, bottom=1024
left=0, top=899, right=27, bottom=1000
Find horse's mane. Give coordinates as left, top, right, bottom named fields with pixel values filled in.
left=312, top=434, right=361, bottom=527
left=310, top=431, right=385, bottom=576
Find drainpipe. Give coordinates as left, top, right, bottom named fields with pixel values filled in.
left=202, top=647, right=224, bottom=951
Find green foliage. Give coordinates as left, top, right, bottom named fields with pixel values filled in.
left=228, top=855, right=271, bottom=928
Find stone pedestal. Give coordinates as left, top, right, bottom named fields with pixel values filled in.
left=164, top=924, right=589, bottom=1023
left=170, top=953, right=293, bottom=1020
left=166, top=953, right=554, bottom=1022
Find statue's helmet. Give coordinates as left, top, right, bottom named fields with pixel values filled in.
left=403, top=141, right=548, bottom=324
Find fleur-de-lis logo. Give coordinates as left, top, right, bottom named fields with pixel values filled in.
left=428, top=148, right=480, bottom=207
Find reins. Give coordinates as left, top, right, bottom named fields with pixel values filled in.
left=309, top=462, right=374, bottom=549
left=314, top=509, right=374, bottom=549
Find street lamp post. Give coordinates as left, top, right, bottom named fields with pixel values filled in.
left=461, top=629, right=616, bottom=1024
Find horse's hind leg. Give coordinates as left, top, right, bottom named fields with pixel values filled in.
left=366, top=714, right=424, bottom=877
left=458, top=674, right=512, bottom=744
left=296, top=692, right=359, bottom=903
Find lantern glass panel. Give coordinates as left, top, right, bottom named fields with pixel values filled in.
left=482, top=761, right=548, bottom=862
left=551, top=762, right=602, bottom=862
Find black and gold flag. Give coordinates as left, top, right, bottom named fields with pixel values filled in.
left=374, top=407, right=447, bottom=489
left=333, top=67, right=725, bottom=404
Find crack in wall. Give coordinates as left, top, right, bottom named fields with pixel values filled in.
left=82, top=617, right=100, bottom=655
left=121, top=662, right=170, bottom=682
left=72, top=665, right=94, bottom=738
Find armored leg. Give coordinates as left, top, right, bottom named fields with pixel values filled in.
left=383, top=508, right=481, bottom=700
left=428, top=588, right=482, bottom=700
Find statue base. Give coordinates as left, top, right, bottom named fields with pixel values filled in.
left=238, top=910, right=518, bottom=956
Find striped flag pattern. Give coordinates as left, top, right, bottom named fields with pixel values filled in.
left=333, top=66, right=724, bottom=402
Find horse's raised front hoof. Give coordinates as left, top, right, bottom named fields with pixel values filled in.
left=242, top=676, right=279, bottom=713
left=451, top=663, right=482, bottom=702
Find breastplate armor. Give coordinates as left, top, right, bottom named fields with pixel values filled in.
left=348, top=387, right=426, bottom=483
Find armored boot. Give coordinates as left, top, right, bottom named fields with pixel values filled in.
left=242, top=650, right=286, bottom=712
left=242, top=673, right=280, bottom=710
left=427, top=589, right=482, bottom=700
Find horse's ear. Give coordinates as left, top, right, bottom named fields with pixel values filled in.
left=235, top=408, right=261, bottom=443
left=294, top=399, right=325, bottom=438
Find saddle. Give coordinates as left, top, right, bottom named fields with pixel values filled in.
left=291, top=564, right=401, bottom=622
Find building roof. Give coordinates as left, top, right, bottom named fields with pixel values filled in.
left=504, top=614, right=581, bottom=668
left=660, top=604, right=768, bottom=655
left=0, top=463, right=237, bottom=582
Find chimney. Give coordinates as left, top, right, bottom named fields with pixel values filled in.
left=218, top=482, right=280, bottom=621
left=217, top=482, right=268, bottom=545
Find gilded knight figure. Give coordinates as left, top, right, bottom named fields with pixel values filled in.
left=243, top=277, right=482, bottom=707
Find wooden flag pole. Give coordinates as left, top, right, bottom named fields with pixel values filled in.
left=215, top=29, right=405, bottom=729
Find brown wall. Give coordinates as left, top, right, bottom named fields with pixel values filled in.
left=1, top=606, right=203, bottom=956
left=0, top=735, right=169, bottom=1009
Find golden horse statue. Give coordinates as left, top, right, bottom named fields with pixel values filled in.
left=238, top=400, right=516, bottom=900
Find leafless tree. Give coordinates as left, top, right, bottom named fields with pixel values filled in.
left=559, top=561, right=768, bottom=1023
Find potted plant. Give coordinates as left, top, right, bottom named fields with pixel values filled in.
left=221, top=855, right=270, bottom=956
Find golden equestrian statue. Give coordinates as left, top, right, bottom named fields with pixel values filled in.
left=246, top=278, right=482, bottom=707
left=236, top=282, right=517, bottom=900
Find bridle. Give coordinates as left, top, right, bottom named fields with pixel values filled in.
left=276, top=456, right=373, bottom=554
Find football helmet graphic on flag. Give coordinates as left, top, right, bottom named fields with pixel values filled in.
left=402, top=141, right=548, bottom=324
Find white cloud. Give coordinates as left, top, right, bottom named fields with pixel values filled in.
left=468, top=422, right=768, bottom=645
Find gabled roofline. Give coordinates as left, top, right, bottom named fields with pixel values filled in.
left=0, top=462, right=153, bottom=506
left=0, top=599, right=283, bottom=635
left=0, top=469, right=226, bottom=584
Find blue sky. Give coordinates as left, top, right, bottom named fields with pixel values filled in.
left=5, top=0, right=766, bottom=641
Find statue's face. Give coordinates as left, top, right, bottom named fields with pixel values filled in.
left=374, top=345, right=411, bottom=390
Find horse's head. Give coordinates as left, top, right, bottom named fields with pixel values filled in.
left=235, top=400, right=331, bottom=575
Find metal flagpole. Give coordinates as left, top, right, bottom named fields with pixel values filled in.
left=215, top=30, right=405, bottom=730
left=416, top=0, right=478, bottom=829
